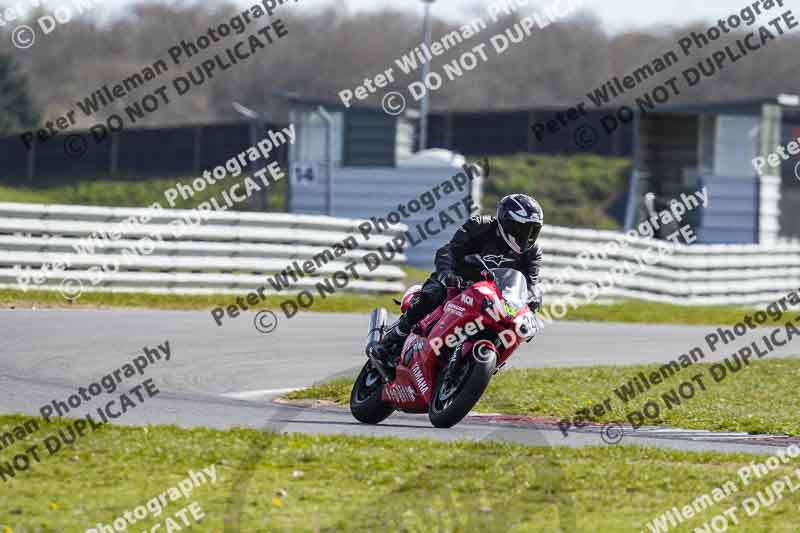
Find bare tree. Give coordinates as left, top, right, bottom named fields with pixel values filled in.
left=1, top=1, right=797, bottom=130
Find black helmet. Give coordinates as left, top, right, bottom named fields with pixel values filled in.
left=496, top=194, right=543, bottom=254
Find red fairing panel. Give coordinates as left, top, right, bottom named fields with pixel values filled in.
left=381, top=333, right=435, bottom=410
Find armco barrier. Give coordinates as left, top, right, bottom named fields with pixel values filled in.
left=1, top=202, right=797, bottom=306
left=539, top=226, right=800, bottom=307
left=0, top=202, right=407, bottom=295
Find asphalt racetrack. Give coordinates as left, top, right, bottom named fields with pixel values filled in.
left=2, top=308, right=798, bottom=455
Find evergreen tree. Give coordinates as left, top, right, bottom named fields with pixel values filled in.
left=0, top=54, right=39, bottom=134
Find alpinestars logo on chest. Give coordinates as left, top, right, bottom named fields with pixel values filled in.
left=482, top=254, right=515, bottom=267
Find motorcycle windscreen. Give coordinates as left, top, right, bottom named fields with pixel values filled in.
left=490, top=268, right=528, bottom=314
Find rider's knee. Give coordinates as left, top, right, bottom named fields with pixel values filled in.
left=405, top=278, right=444, bottom=325
left=422, top=277, right=446, bottom=304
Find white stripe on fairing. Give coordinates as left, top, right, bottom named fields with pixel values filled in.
left=221, top=388, right=301, bottom=399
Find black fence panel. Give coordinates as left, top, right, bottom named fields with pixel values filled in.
left=117, top=126, right=196, bottom=177
left=0, top=136, right=31, bottom=180
left=428, top=108, right=633, bottom=158
left=0, top=107, right=634, bottom=186
left=0, top=121, right=287, bottom=185
left=199, top=123, right=255, bottom=171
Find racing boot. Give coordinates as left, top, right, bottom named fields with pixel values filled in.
left=366, top=316, right=410, bottom=367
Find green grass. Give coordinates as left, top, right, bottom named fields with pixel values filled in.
left=0, top=175, right=287, bottom=211
left=1, top=414, right=799, bottom=532
left=2, top=155, right=628, bottom=230
left=552, top=299, right=762, bottom=325
left=0, top=287, right=402, bottom=314
left=0, top=287, right=763, bottom=327
left=287, top=356, right=800, bottom=436
left=483, top=154, right=630, bottom=229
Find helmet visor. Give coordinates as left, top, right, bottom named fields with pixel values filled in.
left=501, top=220, right=541, bottom=251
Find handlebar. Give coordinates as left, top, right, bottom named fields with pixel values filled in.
left=443, top=276, right=468, bottom=291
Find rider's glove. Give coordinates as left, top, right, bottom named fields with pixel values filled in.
left=436, top=271, right=464, bottom=288
left=527, top=285, right=543, bottom=313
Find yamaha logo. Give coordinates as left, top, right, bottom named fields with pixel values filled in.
left=411, top=363, right=430, bottom=394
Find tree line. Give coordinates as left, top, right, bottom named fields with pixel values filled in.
left=1, top=2, right=798, bottom=134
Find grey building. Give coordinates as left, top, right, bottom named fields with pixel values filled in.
left=281, top=95, right=483, bottom=268
left=625, top=95, right=800, bottom=244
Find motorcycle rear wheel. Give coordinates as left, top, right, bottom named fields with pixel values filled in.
left=350, top=361, right=395, bottom=424
left=428, top=347, right=496, bottom=428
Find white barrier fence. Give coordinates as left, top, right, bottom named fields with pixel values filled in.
left=1, top=202, right=798, bottom=306
left=0, top=202, right=407, bottom=296
left=539, top=226, right=800, bottom=307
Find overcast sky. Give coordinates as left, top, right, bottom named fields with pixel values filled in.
left=77, top=0, right=756, bottom=35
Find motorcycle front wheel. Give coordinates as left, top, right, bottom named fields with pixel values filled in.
left=428, top=345, right=496, bottom=428
left=350, top=361, right=395, bottom=424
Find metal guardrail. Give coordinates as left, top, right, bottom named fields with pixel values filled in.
left=539, top=226, right=800, bottom=307
left=1, top=202, right=797, bottom=306
left=0, top=202, right=407, bottom=295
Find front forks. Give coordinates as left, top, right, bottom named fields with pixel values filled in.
left=440, top=345, right=462, bottom=386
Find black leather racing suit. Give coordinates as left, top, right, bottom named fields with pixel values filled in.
left=402, top=215, right=543, bottom=327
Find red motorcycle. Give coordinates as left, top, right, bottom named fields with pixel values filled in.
left=350, top=255, right=539, bottom=428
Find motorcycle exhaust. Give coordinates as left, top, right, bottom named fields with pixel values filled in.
left=366, top=308, right=388, bottom=346
left=365, top=308, right=390, bottom=382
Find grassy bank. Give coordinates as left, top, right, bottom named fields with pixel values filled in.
left=1, top=414, right=797, bottom=532
left=1, top=154, right=628, bottom=231
left=0, top=176, right=287, bottom=211
left=287, top=356, right=800, bottom=436
left=483, top=154, right=630, bottom=228
left=0, top=287, right=763, bottom=327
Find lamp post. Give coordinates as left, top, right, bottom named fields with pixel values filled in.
left=419, top=0, right=435, bottom=151
left=232, top=102, right=268, bottom=211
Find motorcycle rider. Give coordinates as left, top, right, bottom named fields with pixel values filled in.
left=368, top=193, right=544, bottom=363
